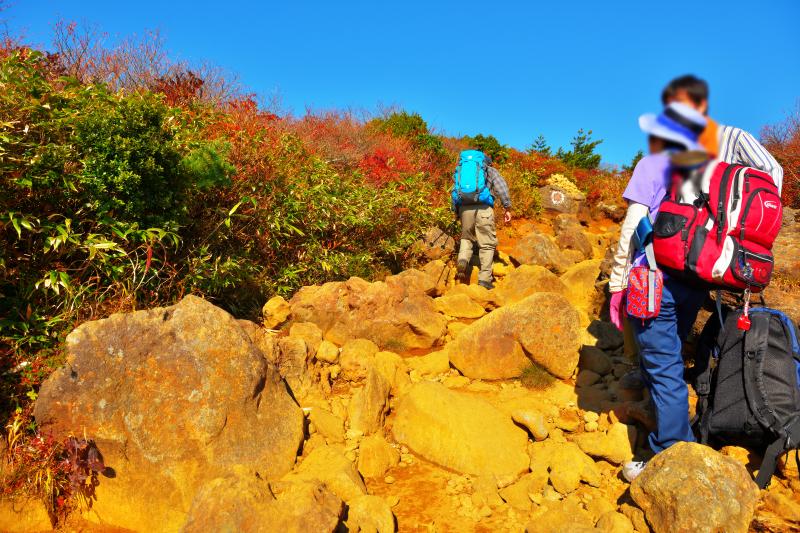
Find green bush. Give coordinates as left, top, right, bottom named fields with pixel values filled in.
left=465, top=133, right=509, bottom=164
left=372, top=111, right=448, bottom=158
left=0, top=51, right=231, bottom=356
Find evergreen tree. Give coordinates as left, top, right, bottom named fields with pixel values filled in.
left=529, top=134, right=551, bottom=157
left=467, top=134, right=509, bottom=164
left=557, top=129, right=603, bottom=169
left=623, top=149, right=644, bottom=172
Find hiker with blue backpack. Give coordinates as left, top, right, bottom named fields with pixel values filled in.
left=608, top=101, right=791, bottom=486
left=452, top=150, right=512, bottom=290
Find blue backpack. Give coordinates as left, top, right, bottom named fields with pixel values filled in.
left=452, top=150, right=494, bottom=207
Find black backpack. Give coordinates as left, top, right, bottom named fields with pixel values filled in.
left=694, top=306, right=800, bottom=488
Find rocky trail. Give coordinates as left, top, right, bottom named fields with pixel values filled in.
left=5, top=205, right=800, bottom=533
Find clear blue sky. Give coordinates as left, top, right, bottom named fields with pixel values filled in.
left=6, top=0, right=800, bottom=165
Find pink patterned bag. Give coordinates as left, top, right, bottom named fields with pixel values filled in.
left=626, top=265, right=663, bottom=320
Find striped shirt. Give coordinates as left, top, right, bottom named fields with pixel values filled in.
left=718, top=124, right=784, bottom=193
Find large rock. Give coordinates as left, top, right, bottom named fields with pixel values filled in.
left=421, top=260, right=452, bottom=296
left=347, top=495, right=396, bottom=533
left=499, top=471, right=549, bottom=511
left=433, top=293, right=485, bottom=319
left=539, top=184, right=585, bottom=215
left=412, top=226, right=456, bottom=261
left=447, top=283, right=500, bottom=309
left=372, top=351, right=410, bottom=393
left=509, top=233, right=572, bottom=273
left=33, top=296, right=304, bottom=532
left=553, top=215, right=593, bottom=260
left=357, top=433, right=399, bottom=479
left=347, top=367, right=391, bottom=435
left=277, top=336, right=311, bottom=392
left=289, top=322, right=323, bottom=356
left=448, top=292, right=581, bottom=380
left=405, top=350, right=449, bottom=376
left=309, top=407, right=345, bottom=444
left=340, top=338, right=380, bottom=381
left=588, top=320, right=624, bottom=351
left=290, top=276, right=447, bottom=351
left=559, top=260, right=601, bottom=317
left=182, top=474, right=343, bottom=533
left=392, top=382, right=529, bottom=482
left=385, top=268, right=437, bottom=297
left=239, top=320, right=276, bottom=364
left=511, top=408, right=549, bottom=441
left=596, top=511, right=635, bottom=533
left=573, top=422, right=636, bottom=465
left=494, top=265, right=568, bottom=306
left=284, top=445, right=367, bottom=503
left=630, top=442, right=759, bottom=533
left=579, top=345, right=613, bottom=375
left=263, top=295, right=292, bottom=329
left=539, top=440, right=601, bottom=495
left=0, top=498, right=52, bottom=532
left=525, top=498, right=595, bottom=532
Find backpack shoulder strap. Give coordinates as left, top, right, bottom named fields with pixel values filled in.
left=693, top=308, right=728, bottom=442
left=742, top=314, right=783, bottom=432
left=755, top=417, right=800, bottom=489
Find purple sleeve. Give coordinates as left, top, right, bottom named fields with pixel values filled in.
left=622, top=157, right=656, bottom=207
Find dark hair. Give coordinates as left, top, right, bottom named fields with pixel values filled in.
left=661, top=75, right=709, bottom=106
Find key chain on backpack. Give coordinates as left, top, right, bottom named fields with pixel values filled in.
left=738, top=287, right=752, bottom=331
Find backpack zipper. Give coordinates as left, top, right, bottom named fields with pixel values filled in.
left=716, top=165, right=737, bottom=244
left=739, top=187, right=781, bottom=241
left=682, top=205, right=699, bottom=249
left=731, top=167, right=742, bottom=211
left=746, top=171, right=776, bottom=188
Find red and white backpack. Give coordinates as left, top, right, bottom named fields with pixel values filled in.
left=653, top=160, right=782, bottom=292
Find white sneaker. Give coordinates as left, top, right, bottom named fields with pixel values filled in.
left=622, top=460, right=647, bottom=482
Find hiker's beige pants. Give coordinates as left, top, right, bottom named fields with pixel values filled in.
left=458, top=205, right=497, bottom=284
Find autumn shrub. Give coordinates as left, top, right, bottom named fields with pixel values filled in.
left=763, top=103, right=800, bottom=208
left=3, top=408, right=105, bottom=525
left=371, top=111, right=448, bottom=159
left=0, top=50, right=231, bottom=360
left=500, top=150, right=543, bottom=217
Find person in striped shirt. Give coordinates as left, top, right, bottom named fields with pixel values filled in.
left=662, top=75, right=784, bottom=191
left=617, top=76, right=785, bottom=409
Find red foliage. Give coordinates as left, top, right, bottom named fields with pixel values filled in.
left=763, top=104, right=800, bottom=208
left=359, top=145, right=415, bottom=187
left=152, top=70, right=204, bottom=106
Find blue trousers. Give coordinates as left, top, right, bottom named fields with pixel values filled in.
left=631, top=277, right=707, bottom=453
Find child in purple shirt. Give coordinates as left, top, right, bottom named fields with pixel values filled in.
left=608, top=103, right=710, bottom=482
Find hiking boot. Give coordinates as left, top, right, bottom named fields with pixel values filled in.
left=622, top=460, right=647, bottom=482
left=456, top=259, right=469, bottom=281
left=478, top=280, right=495, bottom=290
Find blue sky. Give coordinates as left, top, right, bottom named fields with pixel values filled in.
left=6, top=0, right=800, bottom=165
